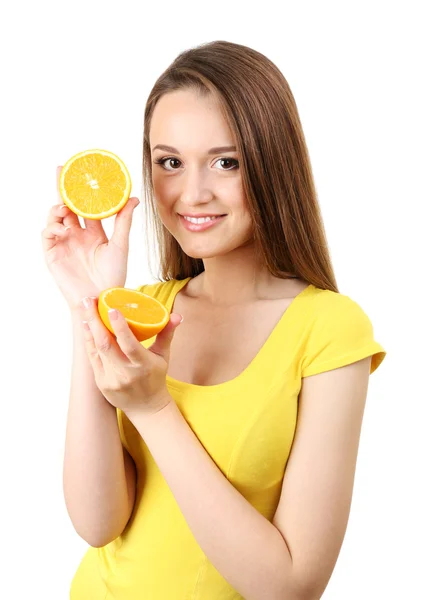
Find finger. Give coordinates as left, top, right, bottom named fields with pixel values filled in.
left=81, top=317, right=104, bottom=374
left=110, top=197, right=140, bottom=252
left=108, top=309, right=144, bottom=365
left=81, top=297, right=126, bottom=364
left=83, top=214, right=106, bottom=235
left=56, top=166, right=81, bottom=229
left=46, top=202, right=74, bottom=226
left=83, top=195, right=132, bottom=238
left=41, top=222, right=71, bottom=253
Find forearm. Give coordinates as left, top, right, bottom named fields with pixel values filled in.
left=63, top=310, right=132, bottom=547
left=128, top=398, right=297, bottom=600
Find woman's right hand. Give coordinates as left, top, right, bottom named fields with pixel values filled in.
left=42, top=166, right=140, bottom=312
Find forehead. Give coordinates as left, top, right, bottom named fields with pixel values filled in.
left=150, top=90, right=233, bottom=146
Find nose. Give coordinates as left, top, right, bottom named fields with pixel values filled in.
left=180, top=165, right=214, bottom=205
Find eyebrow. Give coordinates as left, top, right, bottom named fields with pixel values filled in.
left=152, top=144, right=237, bottom=155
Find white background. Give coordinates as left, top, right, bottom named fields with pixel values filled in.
left=1, top=1, right=425, bottom=598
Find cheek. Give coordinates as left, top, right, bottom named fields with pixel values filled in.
left=226, top=177, right=248, bottom=209
left=152, top=175, right=170, bottom=199
left=152, top=180, right=176, bottom=217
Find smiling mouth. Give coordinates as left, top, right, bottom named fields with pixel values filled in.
left=179, top=214, right=227, bottom=218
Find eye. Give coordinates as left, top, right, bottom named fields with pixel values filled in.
left=214, top=158, right=239, bottom=171
left=153, top=157, right=239, bottom=171
left=154, top=157, right=181, bottom=171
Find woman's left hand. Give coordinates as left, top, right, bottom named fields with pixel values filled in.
left=80, top=296, right=183, bottom=418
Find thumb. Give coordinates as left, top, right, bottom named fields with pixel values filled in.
left=110, top=197, right=140, bottom=249
left=147, top=313, right=183, bottom=361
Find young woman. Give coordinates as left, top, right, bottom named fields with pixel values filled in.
left=42, top=40, right=386, bottom=600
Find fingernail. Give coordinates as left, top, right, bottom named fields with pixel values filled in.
left=108, top=309, right=118, bottom=320
left=180, top=315, right=184, bottom=323
left=82, top=297, right=91, bottom=309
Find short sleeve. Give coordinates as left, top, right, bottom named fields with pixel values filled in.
left=301, top=293, right=386, bottom=378
left=134, top=281, right=165, bottom=297
left=135, top=283, right=147, bottom=293
left=134, top=282, right=158, bottom=296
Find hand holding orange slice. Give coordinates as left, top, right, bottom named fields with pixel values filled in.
left=59, top=149, right=132, bottom=220
left=98, top=287, right=170, bottom=342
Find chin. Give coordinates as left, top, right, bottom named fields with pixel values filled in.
left=183, top=243, right=237, bottom=260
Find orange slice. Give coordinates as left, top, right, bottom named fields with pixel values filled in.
left=98, top=287, right=170, bottom=342
left=59, top=149, right=132, bottom=220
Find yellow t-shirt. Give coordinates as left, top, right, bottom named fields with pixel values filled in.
left=70, top=278, right=386, bottom=599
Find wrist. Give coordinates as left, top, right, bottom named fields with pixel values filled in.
left=124, top=393, right=174, bottom=431
left=69, top=295, right=98, bottom=316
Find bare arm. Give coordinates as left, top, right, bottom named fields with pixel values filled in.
left=63, top=309, right=136, bottom=547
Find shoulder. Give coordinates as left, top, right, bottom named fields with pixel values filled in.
left=309, top=287, right=374, bottom=334
left=135, top=278, right=177, bottom=300
left=134, top=277, right=192, bottom=307
left=300, top=286, right=386, bottom=377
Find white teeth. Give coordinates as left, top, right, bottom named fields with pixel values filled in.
left=183, top=215, right=221, bottom=224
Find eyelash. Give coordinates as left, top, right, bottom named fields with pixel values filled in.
left=153, top=156, right=239, bottom=172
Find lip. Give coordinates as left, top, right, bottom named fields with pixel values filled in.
left=179, top=213, right=226, bottom=217
left=179, top=214, right=227, bottom=232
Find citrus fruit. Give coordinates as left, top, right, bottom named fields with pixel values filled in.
left=98, top=287, right=170, bottom=342
left=59, top=149, right=132, bottom=220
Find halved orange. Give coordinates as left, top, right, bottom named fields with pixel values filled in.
left=59, top=149, right=132, bottom=220
left=98, top=287, right=170, bottom=342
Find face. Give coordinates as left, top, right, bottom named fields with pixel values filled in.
left=149, top=89, right=254, bottom=259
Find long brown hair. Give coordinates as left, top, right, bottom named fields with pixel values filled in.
left=141, top=40, right=338, bottom=293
